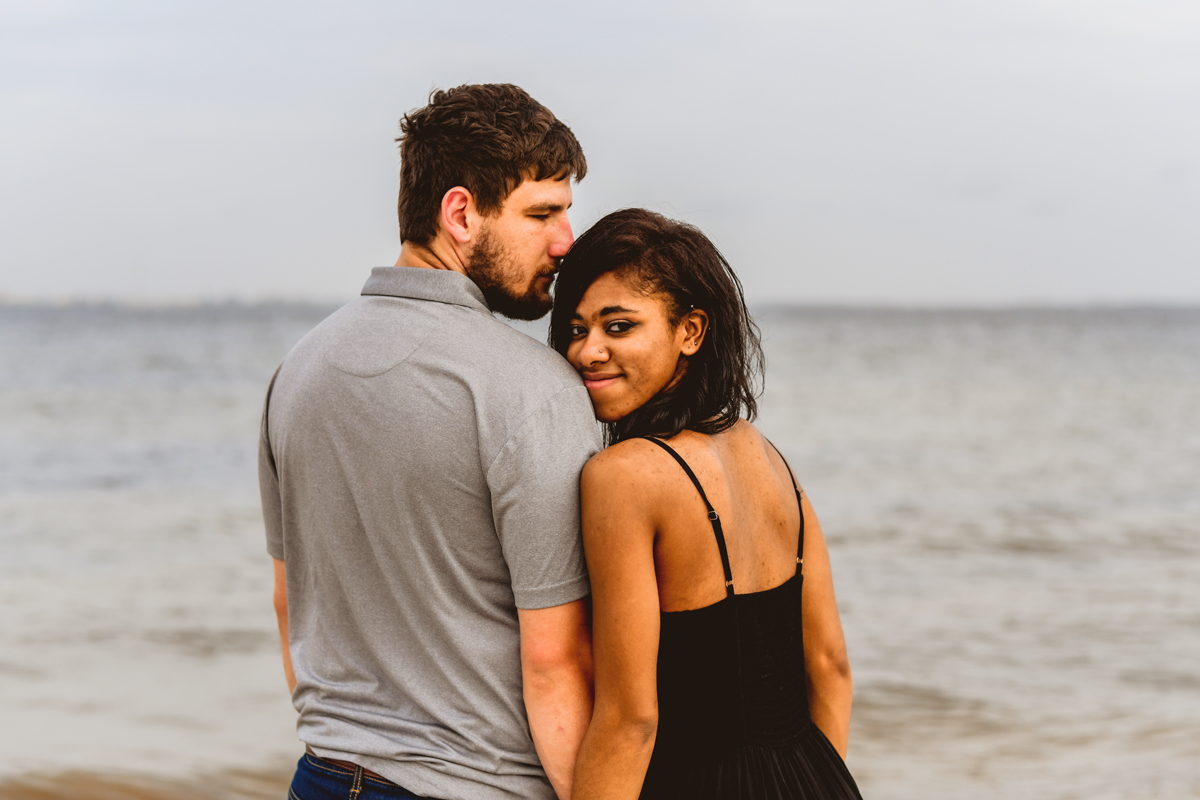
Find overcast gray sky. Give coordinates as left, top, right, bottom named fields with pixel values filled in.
left=2, top=0, right=1198, bottom=305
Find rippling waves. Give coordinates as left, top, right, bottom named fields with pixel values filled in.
left=2, top=304, right=1198, bottom=799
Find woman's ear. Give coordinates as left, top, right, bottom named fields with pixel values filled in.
left=680, top=308, right=709, bottom=356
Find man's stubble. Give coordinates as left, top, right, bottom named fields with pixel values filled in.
left=465, top=225, right=555, bottom=321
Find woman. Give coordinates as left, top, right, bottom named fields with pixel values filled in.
left=550, top=209, right=863, bottom=800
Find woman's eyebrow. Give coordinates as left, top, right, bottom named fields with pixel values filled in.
left=600, top=305, right=636, bottom=315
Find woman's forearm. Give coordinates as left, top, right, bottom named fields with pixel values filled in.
left=571, top=709, right=657, bottom=800
left=807, top=654, right=853, bottom=757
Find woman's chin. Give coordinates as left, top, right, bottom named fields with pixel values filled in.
left=593, top=409, right=625, bottom=424
left=588, top=400, right=632, bottom=425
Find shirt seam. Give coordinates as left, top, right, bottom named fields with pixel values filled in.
left=361, top=290, right=490, bottom=314
left=483, top=384, right=588, bottom=480
left=323, top=296, right=469, bottom=379
left=361, top=269, right=491, bottom=314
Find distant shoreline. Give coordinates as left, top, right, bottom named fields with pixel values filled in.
left=3, top=299, right=1199, bottom=314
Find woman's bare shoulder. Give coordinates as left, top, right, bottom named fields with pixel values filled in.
left=580, top=439, right=677, bottom=536
left=581, top=438, right=668, bottom=487
left=728, top=420, right=804, bottom=490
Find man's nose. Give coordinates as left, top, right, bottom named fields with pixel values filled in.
left=548, top=218, right=574, bottom=259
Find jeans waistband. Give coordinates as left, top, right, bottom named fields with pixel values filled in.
left=304, top=746, right=396, bottom=785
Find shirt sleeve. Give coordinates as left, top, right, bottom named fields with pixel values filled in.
left=488, top=384, right=602, bottom=609
left=259, top=367, right=285, bottom=560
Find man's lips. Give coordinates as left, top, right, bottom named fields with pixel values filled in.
left=581, top=373, right=621, bottom=390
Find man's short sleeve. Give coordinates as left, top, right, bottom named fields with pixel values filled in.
left=488, top=384, right=601, bottom=609
left=259, top=368, right=285, bottom=560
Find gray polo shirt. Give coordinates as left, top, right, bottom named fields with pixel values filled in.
left=259, top=267, right=600, bottom=800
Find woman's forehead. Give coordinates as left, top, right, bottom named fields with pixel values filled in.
left=574, top=272, right=666, bottom=316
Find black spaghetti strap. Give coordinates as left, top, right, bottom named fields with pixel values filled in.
left=766, top=438, right=800, bottom=493
left=642, top=437, right=736, bottom=597
left=765, top=439, right=805, bottom=570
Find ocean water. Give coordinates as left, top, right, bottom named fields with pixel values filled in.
left=1, top=303, right=1197, bottom=799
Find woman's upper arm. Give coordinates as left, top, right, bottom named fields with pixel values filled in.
left=580, top=450, right=663, bottom=722
left=797, top=491, right=851, bottom=671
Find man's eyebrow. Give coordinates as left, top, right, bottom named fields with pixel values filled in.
left=525, top=202, right=568, bottom=213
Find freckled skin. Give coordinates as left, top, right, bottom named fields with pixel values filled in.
left=566, top=272, right=706, bottom=422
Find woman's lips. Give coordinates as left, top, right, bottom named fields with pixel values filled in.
left=582, top=374, right=621, bottom=391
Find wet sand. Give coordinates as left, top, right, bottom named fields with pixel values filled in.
left=0, top=767, right=292, bottom=800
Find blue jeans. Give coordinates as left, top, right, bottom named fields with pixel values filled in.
left=288, top=753, right=429, bottom=800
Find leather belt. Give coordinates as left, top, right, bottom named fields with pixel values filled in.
left=305, top=745, right=392, bottom=783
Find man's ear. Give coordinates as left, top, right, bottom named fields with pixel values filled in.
left=439, top=186, right=474, bottom=244
left=680, top=309, right=709, bottom=356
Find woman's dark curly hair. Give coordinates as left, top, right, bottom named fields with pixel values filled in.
left=550, top=208, right=764, bottom=445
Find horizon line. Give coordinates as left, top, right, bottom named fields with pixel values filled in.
left=3, top=297, right=1200, bottom=313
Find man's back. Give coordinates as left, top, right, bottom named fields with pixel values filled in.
left=261, top=268, right=600, bottom=800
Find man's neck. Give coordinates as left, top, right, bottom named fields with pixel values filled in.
left=395, top=239, right=468, bottom=274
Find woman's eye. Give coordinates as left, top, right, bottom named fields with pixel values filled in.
left=569, top=325, right=587, bottom=338
left=606, top=321, right=634, bottom=334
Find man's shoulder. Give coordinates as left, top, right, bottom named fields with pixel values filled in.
left=460, top=323, right=600, bottom=462
left=272, top=295, right=588, bottom=423
left=489, top=322, right=582, bottom=385
left=436, top=314, right=585, bottom=399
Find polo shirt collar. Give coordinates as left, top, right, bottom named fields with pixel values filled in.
left=361, top=266, right=491, bottom=313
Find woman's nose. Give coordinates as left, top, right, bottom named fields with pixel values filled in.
left=580, top=333, right=608, bottom=366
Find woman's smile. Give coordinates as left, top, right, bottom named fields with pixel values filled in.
left=581, top=372, right=623, bottom=391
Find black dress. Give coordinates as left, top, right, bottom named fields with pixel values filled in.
left=638, top=438, right=863, bottom=800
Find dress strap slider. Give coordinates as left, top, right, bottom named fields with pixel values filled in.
left=641, top=437, right=736, bottom=598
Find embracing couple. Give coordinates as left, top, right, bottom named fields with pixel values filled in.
left=260, top=84, right=862, bottom=800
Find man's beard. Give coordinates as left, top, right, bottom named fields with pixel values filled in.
left=464, top=228, right=555, bottom=321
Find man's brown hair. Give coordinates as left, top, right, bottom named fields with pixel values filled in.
left=396, top=84, right=587, bottom=245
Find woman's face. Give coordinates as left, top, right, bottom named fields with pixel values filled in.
left=566, top=271, right=705, bottom=423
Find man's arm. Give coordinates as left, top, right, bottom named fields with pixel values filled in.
left=272, top=557, right=296, bottom=693
left=518, top=598, right=594, bottom=800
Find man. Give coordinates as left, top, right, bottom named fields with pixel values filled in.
left=260, top=84, right=599, bottom=800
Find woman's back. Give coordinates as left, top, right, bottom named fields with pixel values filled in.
left=629, top=425, right=862, bottom=800
left=646, top=422, right=802, bottom=613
